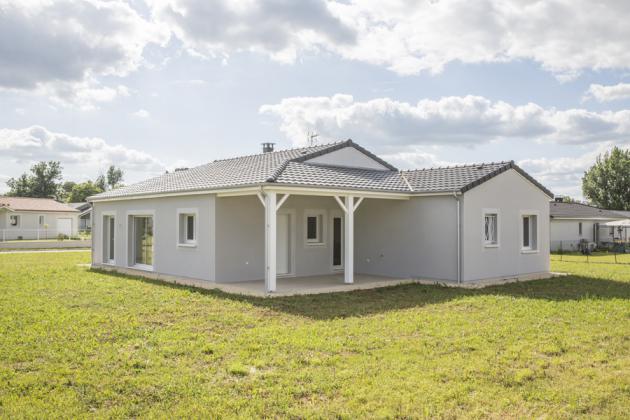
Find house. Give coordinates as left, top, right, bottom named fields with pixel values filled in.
left=69, top=202, right=92, bottom=231
left=0, top=197, right=79, bottom=241
left=89, top=140, right=553, bottom=294
left=549, top=200, right=626, bottom=251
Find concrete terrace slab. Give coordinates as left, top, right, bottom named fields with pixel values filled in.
left=91, top=264, right=561, bottom=297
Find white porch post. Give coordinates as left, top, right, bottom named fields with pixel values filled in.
left=264, top=191, right=277, bottom=293
left=344, top=195, right=354, bottom=284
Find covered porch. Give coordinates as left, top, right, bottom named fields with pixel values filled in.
left=215, top=186, right=410, bottom=293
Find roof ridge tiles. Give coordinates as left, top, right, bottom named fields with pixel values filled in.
left=212, top=140, right=345, bottom=163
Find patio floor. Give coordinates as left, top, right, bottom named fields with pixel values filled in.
left=214, top=273, right=432, bottom=297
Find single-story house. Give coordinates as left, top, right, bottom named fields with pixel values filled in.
left=89, top=140, right=553, bottom=293
left=69, top=202, right=92, bottom=231
left=549, top=200, right=627, bottom=251
left=0, top=197, right=79, bottom=241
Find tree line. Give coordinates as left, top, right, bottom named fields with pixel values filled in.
left=5, top=161, right=124, bottom=203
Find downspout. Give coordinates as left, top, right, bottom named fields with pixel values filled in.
left=453, top=192, right=461, bottom=284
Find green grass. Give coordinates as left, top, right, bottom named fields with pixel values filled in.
left=1, top=252, right=629, bottom=418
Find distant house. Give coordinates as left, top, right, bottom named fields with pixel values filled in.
left=549, top=200, right=626, bottom=251
left=89, top=140, right=553, bottom=293
left=0, top=197, right=79, bottom=240
left=69, top=202, right=92, bottom=231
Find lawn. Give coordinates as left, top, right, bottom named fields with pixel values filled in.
left=0, top=252, right=628, bottom=418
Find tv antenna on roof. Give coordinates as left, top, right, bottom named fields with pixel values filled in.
left=307, top=130, right=319, bottom=146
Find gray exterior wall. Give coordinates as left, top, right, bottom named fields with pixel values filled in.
left=215, top=194, right=343, bottom=282
left=461, top=169, right=550, bottom=281
left=305, top=146, right=389, bottom=170
left=354, top=196, right=459, bottom=281
left=92, top=195, right=215, bottom=282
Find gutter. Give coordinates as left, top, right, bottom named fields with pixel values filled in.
left=453, top=191, right=462, bottom=284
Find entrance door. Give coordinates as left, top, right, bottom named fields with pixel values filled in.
left=332, top=215, right=344, bottom=269
left=276, top=213, right=291, bottom=275
left=57, top=218, right=72, bottom=236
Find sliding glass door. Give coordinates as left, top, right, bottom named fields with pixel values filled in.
left=133, top=216, right=153, bottom=267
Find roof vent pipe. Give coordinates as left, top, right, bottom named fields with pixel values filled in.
left=262, top=142, right=275, bottom=153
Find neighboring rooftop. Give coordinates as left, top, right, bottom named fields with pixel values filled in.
left=0, top=197, right=79, bottom=213
left=68, top=202, right=92, bottom=211
left=90, top=140, right=553, bottom=200
left=550, top=201, right=626, bottom=219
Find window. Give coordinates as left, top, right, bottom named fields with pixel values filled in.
left=483, top=212, right=498, bottom=246
left=103, top=215, right=115, bottom=263
left=521, top=214, right=538, bottom=251
left=38, top=215, right=45, bottom=226
left=132, top=216, right=153, bottom=267
left=9, top=215, right=19, bottom=227
left=304, top=210, right=325, bottom=245
left=177, top=209, right=197, bottom=246
left=578, top=222, right=583, bottom=236
left=610, top=227, right=615, bottom=236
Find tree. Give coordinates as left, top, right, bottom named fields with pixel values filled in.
left=67, top=181, right=103, bottom=203
left=582, top=146, right=630, bottom=210
left=6, top=161, right=63, bottom=199
left=60, top=181, right=77, bottom=202
left=106, top=165, right=124, bottom=189
left=6, top=174, right=31, bottom=197
left=95, top=174, right=107, bottom=191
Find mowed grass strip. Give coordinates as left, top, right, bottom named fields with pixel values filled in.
left=0, top=252, right=629, bottom=418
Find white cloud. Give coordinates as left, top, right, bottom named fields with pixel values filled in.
left=0, top=126, right=164, bottom=176
left=0, top=0, right=167, bottom=107
left=585, top=83, right=630, bottom=102
left=260, top=94, right=630, bottom=147
left=148, top=0, right=355, bottom=64
left=132, top=109, right=151, bottom=118
left=518, top=143, right=630, bottom=199
left=147, top=0, right=630, bottom=78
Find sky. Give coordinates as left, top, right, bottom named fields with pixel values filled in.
left=1, top=0, right=630, bottom=199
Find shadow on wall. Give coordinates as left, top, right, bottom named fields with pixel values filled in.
left=90, top=269, right=630, bottom=321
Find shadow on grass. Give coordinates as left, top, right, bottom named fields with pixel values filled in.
left=89, top=269, right=630, bottom=321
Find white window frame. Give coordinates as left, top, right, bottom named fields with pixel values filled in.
left=578, top=222, right=583, bottom=236
left=9, top=214, right=20, bottom=227
left=38, top=215, right=45, bottom=226
left=304, top=209, right=327, bottom=246
left=520, top=210, right=540, bottom=254
left=176, top=208, right=198, bottom=247
left=482, top=208, right=500, bottom=248
left=126, top=210, right=156, bottom=271
left=102, top=211, right=117, bottom=265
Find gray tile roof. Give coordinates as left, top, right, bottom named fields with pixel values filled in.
left=403, top=162, right=510, bottom=193
left=275, top=162, right=410, bottom=192
left=90, top=140, right=553, bottom=200
left=92, top=142, right=340, bottom=199
left=550, top=202, right=626, bottom=219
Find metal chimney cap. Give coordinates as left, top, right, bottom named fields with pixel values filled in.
left=262, top=142, right=275, bottom=153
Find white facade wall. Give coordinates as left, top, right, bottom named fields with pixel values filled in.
left=354, top=196, right=459, bottom=281
left=92, top=195, right=215, bottom=282
left=0, top=209, right=79, bottom=240
left=461, top=169, right=550, bottom=281
left=550, top=219, right=616, bottom=251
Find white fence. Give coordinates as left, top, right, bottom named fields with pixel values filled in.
left=0, top=228, right=88, bottom=242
